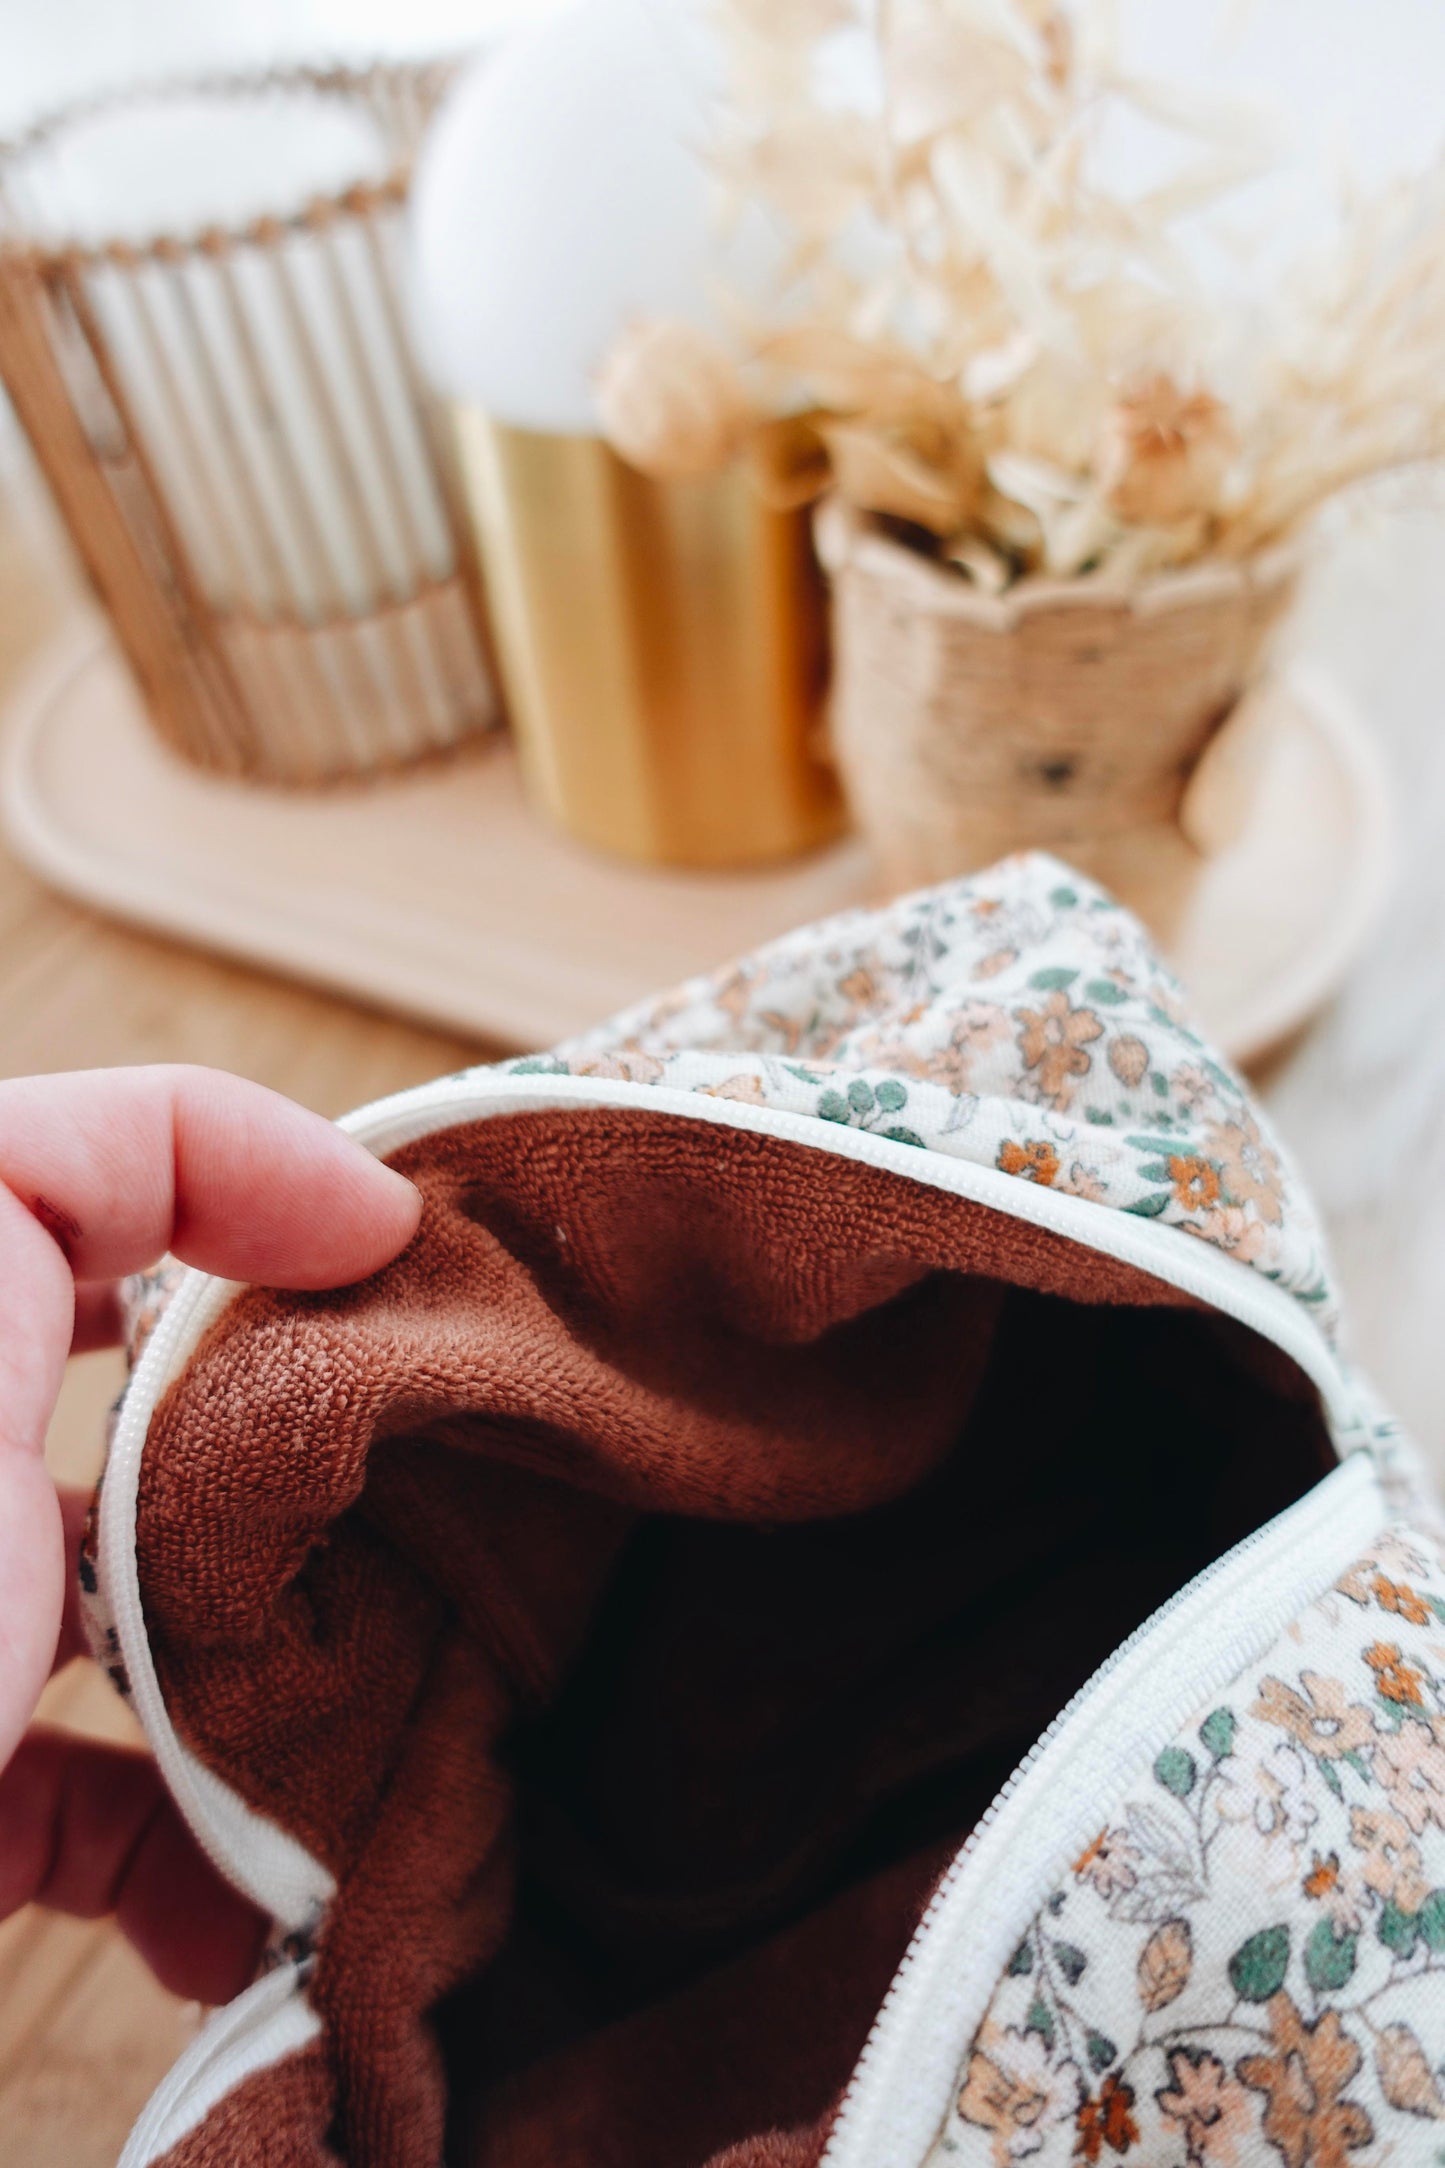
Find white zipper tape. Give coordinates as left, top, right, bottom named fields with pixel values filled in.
left=820, top=1451, right=1388, bottom=2168
left=116, top=1965, right=321, bottom=2168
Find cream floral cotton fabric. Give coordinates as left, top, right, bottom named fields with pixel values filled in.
left=931, top=1527, right=1445, bottom=2167
left=495, top=854, right=1339, bottom=1338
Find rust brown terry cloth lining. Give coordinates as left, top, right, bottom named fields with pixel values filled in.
left=138, top=1110, right=1335, bottom=2168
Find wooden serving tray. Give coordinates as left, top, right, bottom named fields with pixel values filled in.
left=1, top=619, right=1391, bottom=1064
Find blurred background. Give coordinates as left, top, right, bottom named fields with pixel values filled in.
left=4, top=2, right=1445, bottom=2157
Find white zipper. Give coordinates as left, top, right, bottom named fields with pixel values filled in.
left=819, top=1450, right=1387, bottom=2168
left=115, top=1963, right=321, bottom=2168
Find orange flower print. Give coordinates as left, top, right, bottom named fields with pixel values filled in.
left=975, top=946, right=1018, bottom=981
left=1373, top=1576, right=1432, bottom=1626
left=1372, top=1718, right=1445, bottom=1835
left=1206, top=1113, right=1284, bottom=1227
left=1168, top=1155, right=1222, bottom=1212
left=1337, top=1537, right=1431, bottom=1607
left=1056, top=1162, right=1108, bottom=1205
left=1073, top=1827, right=1140, bottom=1899
left=709, top=963, right=756, bottom=1024
left=695, top=1073, right=768, bottom=1105
left=1172, top=1062, right=1211, bottom=1112
left=1251, top=1672, right=1374, bottom=1760
left=1365, top=1641, right=1426, bottom=1706
left=1236, top=1995, right=1372, bottom=2168
left=1301, top=1850, right=1364, bottom=1933
left=1107, top=1035, right=1149, bottom=1088
left=957, top=2026, right=1083, bottom=2166
left=578, top=1050, right=666, bottom=1084
left=836, top=965, right=879, bottom=1010
left=999, top=1140, right=1060, bottom=1186
left=1348, top=1804, right=1430, bottom=1915
left=1303, top=1851, right=1341, bottom=1900
left=1187, top=1206, right=1268, bottom=1265
left=756, top=1010, right=807, bottom=1055
left=1075, top=2072, right=1138, bottom=2160
left=1016, top=991, right=1104, bottom=1104
left=1156, top=2048, right=1253, bottom=2165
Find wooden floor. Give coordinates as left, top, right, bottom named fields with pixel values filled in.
left=1, top=462, right=1443, bottom=2164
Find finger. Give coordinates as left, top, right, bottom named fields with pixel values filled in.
left=0, top=1457, right=64, bottom=1775
left=0, top=1728, right=269, bottom=2005
left=0, top=1065, right=420, bottom=1289
left=70, top=1281, right=124, bottom=1354
left=0, top=1065, right=421, bottom=1768
left=52, top=1485, right=93, bottom=1675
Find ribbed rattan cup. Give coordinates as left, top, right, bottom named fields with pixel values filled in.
left=0, top=66, right=498, bottom=784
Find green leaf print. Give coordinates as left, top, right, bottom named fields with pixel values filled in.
left=1086, top=2031, right=1117, bottom=2073
left=1228, top=1925, right=1290, bottom=2002
left=1320, top=1758, right=1344, bottom=1800
left=1053, top=1942, right=1088, bottom=1986
left=1025, top=1998, right=1056, bottom=2050
left=1199, top=1708, right=1236, bottom=1760
left=1154, top=1747, right=1197, bottom=1798
left=1135, top=1161, right=1173, bottom=1184
left=1007, top=1938, right=1034, bottom=1976
left=874, top=1079, right=908, bottom=1113
left=1085, top=979, right=1129, bottom=1006
left=847, top=1078, right=875, bottom=1114
left=1124, top=1193, right=1172, bottom=1218
left=1305, top=1918, right=1358, bottom=1993
left=1029, top=967, right=1079, bottom=992
left=817, top=1090, right=849, bottom=1123
left=1050, top=885, right=1079, bottom=908
left=1418, top=1890, right=1445, bottom=1952
left=1378, top=1899, right=1420, bottom=1959
left=884, top=1126, right=927, bottom=1148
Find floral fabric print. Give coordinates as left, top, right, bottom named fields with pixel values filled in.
left=474, top=854, right=1338, bottom=1337
left=931, top=1527, right=1445, bottom=2166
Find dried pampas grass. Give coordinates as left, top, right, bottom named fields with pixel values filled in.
left=597, top=0, right=1445, bottom=592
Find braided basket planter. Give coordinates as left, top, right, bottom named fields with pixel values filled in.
left=817, top=498, right=1299, bottom=913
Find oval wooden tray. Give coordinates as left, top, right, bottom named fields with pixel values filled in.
left=1, top=619, right=1391, bottom=1065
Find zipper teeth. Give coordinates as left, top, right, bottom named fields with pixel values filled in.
left=819, top=1451, right=1384, bottom=2168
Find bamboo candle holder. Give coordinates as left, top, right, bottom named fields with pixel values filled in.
left=0, top=66, right=499, bottom=784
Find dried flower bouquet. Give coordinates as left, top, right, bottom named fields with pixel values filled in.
left=598, top=0, right=1445, bottom=594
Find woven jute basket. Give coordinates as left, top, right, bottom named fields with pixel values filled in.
left=816, top=498, right=1299, bottom=909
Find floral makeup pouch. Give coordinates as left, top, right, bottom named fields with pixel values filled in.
left=83, top=853, right=1445, bottom=2168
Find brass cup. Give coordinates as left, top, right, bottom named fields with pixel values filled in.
left=454, top=411, right=844, bottom=868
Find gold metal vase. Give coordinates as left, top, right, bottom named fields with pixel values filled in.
left=454, top=412, right=843, bottom=868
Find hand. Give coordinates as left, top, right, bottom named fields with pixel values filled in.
left=0, top=1066, right=421, bottom=2003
